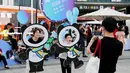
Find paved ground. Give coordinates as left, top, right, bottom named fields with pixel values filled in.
left=0, top=51, right=130, bottom=73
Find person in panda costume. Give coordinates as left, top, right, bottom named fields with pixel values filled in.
left=50, top=39, right=84, bottom=73
left=59, top=34, right=83, bottom=73
left=50, top=24, right=84, bottom=73
left=27, top=28, right=46, bottom=73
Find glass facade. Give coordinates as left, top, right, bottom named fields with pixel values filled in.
left=0, top=0, right=2, bottom=5
left=14, top=0, right=30, bottom=6
left=14, top=0, right=40, bottom=9
left=33, top=0, right=40, bottom=9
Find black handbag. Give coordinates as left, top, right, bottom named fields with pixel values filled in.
left=18, top=49, right=31, bottom=60
left=50, top=44, right=69, bottom=54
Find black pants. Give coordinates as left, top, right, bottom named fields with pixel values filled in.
left=9, top=38, right=18, bottom=51
left=6, top=50, right=13, bottom=59
left=29, top=60, right=44, bottom=72
left=55, top=53, right=59, bottom=58
left=99, top=72, right=114, bottom=73
left=78, top=41, right=85, bottom=56
left=0, top=55, right=8, bottom=66
left=60, top=58, right=71, bottom=73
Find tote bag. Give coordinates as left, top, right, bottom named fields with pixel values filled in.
left=85, top=39, right=101, bottom=73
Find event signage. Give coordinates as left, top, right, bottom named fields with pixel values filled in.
left=78, top=5, right=112, bottom=10
left=41, top=0, right=74, bottom=21
left=75, top=0, right=125, bottom=2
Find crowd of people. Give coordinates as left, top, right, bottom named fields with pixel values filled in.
left=0, top=23, right=18, bottom=69
left=0, top=17, right=129, bottom=73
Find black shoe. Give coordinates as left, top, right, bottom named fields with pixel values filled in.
left=74, top=60, right=84, bottom=69
left=44, top=58, right=48, bottom=61
left=83, top=55, right=88, bottom=57
left=5, top=66, right=10, bottom=69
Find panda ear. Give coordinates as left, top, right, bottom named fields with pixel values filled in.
left=57, top=25, right=64, bottom=35
left=57, top=22, right=70, bottom=34
left=72, top=23, right=79, bottom=29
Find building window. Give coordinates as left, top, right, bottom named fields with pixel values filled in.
left=14, top=0, right=40, bottom=9
left=14, top=0, right=31, bottom=7
left=33, top=0, right=40, bottom=9
left=0, top=0, right=2, bottom=5
left=24, top=0, right=31, bottom=7
left=14, top=0, right=23, bottom=6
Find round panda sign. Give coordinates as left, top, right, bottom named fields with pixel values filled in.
left=40, top=0, right=74, bottom=21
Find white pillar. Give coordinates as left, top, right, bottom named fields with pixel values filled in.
left=9, top=0, right=14, bottom=6
left=3, top=0, right=8, bottom=5
left=3, top=0, right=13, bottom=6
left=31, top=0, right=33, bottom=24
